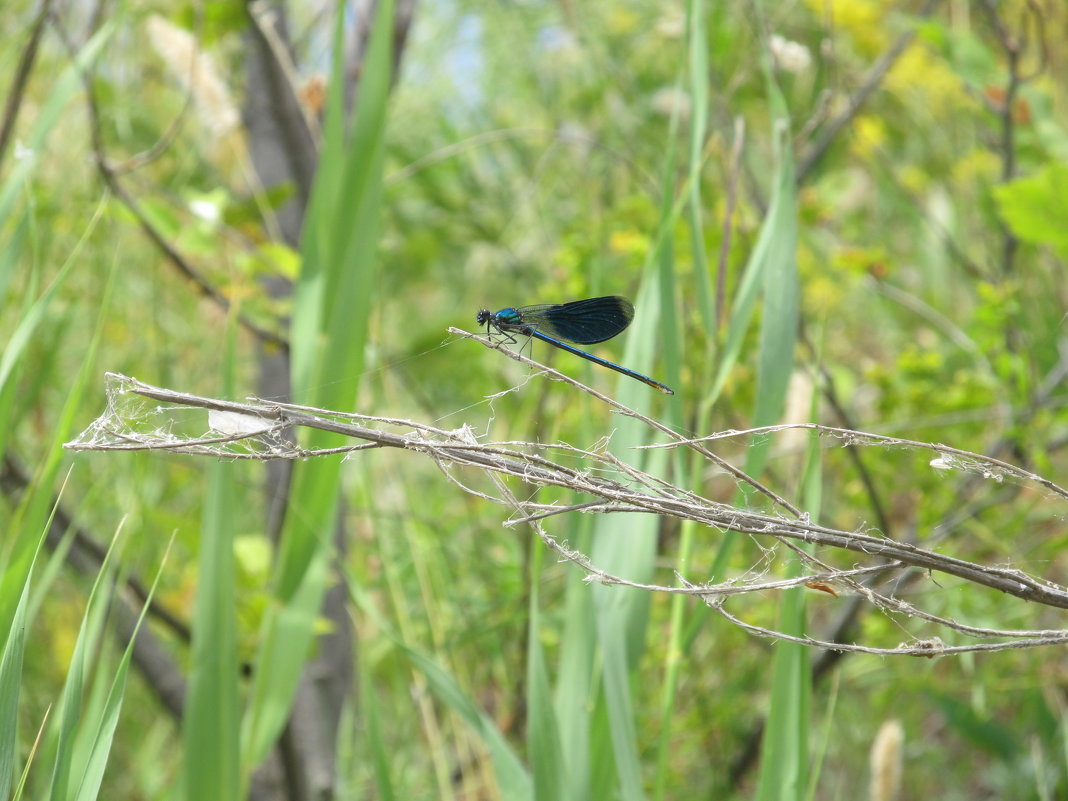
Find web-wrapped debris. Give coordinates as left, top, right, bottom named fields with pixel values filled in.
left=66, top=373, right=295, bottom=458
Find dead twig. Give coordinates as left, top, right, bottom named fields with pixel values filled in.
left=65, top=347, right=1068, bottom=655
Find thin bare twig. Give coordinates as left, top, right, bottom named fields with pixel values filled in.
left=642, top=422, right=1068, bottom=502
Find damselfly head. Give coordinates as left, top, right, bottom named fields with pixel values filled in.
left=476, top=309, right=491, bottom=327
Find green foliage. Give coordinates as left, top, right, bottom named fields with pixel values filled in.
left=993, top=162, right=1068, bottom=258
left=182, top=323, right=240, bottom=801
left=0, top=571, right=32, bottom=801
left=243, top=0, right=396, bottom=774
left=5, top=0, right=1068, bottom=799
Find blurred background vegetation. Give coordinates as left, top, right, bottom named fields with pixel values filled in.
left=3, top=0, right=1068, bottom=799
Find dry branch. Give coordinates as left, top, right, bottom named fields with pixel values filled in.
left=66, top=333, right=1068, bottom=655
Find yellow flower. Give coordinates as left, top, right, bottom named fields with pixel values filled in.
left=886, top=47, right=965, bottom=110
left=898, top=165, right=930, bottom=195
left=608, top=229, right=649, bottom=256
left=951, top=149, right=1000, bottom=185
left=803, top=0, right=886, bottom=55
left=850, top=115, right=886, bottom=160
left=608, top=7, right=640, bottom=35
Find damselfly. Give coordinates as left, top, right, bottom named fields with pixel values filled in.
left=476, top=296, right=674, bottom=395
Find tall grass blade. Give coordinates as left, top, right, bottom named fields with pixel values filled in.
left=1, top=198, right=107, bottom=638
left=2, top=220, right=112, bottom=797
left=0, top=571, right=33, bottom=800
left=45, top=530, right=122, bottom=801
left=527, top=546, right=566, bottom=801
left=686, top=0, right=712, bottom=335
left=707, top=91, right=797, bottom=412
left=348, top=579, right=532, bottom=799
left=568, top=23, right=683, bottom=798
left=0, top=224, right=77, bottom=458
left=553, top=519, right=596, bottom=801
left=183, top=317, right=240, bottom=801
left=755, top=584, right=810, bottom=801
left=656, top=0, right=710, bottom=793
left=751, top=44, right=805, bottom=796
left=757, top=394, right=818, bottom=801
left=358, top=646, right=396, bottom=801
left=750, top=117, right=798, bottom=444
left=244, top=0, right=395, bottom=767
left=706, top=52, right=798, bottom=588
left=401, top=644, right=531, bottom=799
left=72, top=540, right=171, bottom=801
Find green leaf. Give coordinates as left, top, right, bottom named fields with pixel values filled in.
left=358, top=646, right=396, bottom=801
left=174, top=1, right=249, bottom=43
left=753, top=33, right=806, bottom=801
left=991, top=163, right=1068, bottom=256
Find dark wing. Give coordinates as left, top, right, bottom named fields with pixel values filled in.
left=518, top=296, right=634, bottom=344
